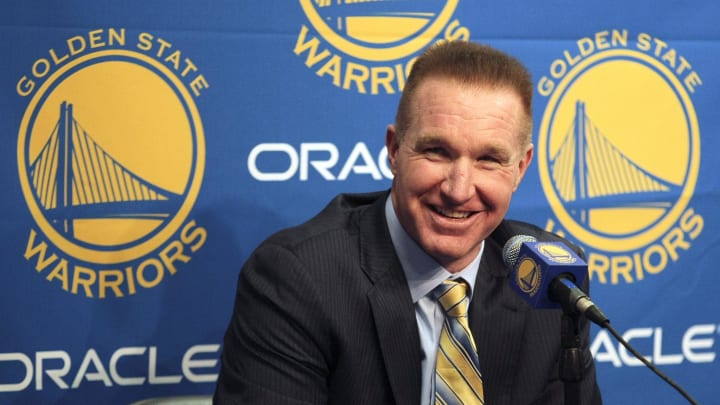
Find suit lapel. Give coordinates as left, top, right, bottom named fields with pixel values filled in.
left=352, top=197, right=534, bottom=404
left=359, top=193, right=421, bottom=405
left=470, top=228, right=529, bottom=402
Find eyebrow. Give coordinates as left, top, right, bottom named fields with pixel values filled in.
left=414, top=134, right=515, bottom=157
left=412, top=134, right=445, bottom=148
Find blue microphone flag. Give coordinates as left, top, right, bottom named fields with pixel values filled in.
left=503, top=235, right=588, bottom=309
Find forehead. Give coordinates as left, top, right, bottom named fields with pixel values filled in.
left=408, top=77, right=525, bottom=136
left=413, top=76, right=520, bottom=109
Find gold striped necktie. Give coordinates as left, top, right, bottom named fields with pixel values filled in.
left=434, top=279, right=484, bottom=405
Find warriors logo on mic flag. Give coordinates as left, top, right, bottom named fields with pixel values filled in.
left=503, top=235, right=609, bottom=326
left=503, top=235, right=587, bottom=309
left=434, top=279, right=484, bottom=405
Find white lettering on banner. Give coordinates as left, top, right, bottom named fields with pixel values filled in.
left=72, top=349, right=112, bottom=388
left=0, top=344, right=220, bottom=392
left=591, top=323, right=719, bottom=367
left=0, top=353, right=32, bottom=392
left=110, top=347, right=145, bottom=386
left=36, top=351, right=71, bottom=389
left=182, top=345, right=221, bottom=383
left=248, top=142, right=392, bottom=181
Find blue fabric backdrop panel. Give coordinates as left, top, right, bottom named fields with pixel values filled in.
left=1, top=1, right=718, bottom=404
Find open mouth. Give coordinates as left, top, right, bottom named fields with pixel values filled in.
left=432, top=205, right=475, bottom=219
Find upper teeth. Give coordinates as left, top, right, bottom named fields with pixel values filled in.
left=435, top=207, right=471, bottom=219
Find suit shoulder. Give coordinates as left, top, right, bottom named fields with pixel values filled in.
left=263, top=191, right=387, bottom=248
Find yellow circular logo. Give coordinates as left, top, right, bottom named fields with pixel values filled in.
left=294, top=1, right=469, bottom=94
left=300, top=0, right=459, bottom=61
left=516, top=258, right=542, bottom=296
left=538, top=48, right=700, bottom=252
left=17, top=49, right=205, bottom=265
left=537, top=243, right=576, bottom=263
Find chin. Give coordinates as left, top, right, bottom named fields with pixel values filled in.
left=429, top=243, right=478, bottom=266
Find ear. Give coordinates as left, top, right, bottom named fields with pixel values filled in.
left=513, top=143, right=534, bottom=191
left=386, top=124, right=400, bottom=175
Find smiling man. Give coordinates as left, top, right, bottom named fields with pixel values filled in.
left=387, top=77, right=532, bottom=274
left=215, top=41, right=602, bottom=405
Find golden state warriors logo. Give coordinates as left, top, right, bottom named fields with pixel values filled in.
left=16, top=28, right=209, bottom=298
left=516, top=257, right=541, bottom=296
left=294, top=0, right=470, bottom=94
left=537, top=29, right=704, bottom=284
left=537, top=243, right=576, bottom=264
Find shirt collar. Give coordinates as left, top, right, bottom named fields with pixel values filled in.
left=385, top=195, right=483, bottom=303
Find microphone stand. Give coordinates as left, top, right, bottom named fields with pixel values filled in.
left=556, top=292, right=700, bottom=405
left=559, top=310, right=583, bottom=405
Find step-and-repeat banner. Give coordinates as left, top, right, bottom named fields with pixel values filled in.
left=2, top=1, right=718, bottom=404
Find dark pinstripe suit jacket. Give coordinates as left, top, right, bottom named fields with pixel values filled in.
left=214, top=191, right=602, bottom=405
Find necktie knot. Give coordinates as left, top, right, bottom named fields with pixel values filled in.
left=435, top=279, right=470, bottom=318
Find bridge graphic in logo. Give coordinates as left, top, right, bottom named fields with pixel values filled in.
left=29, top=101, right=181, bottom=241
left=310, top=0, right=442, bottom=47
left=550, top=100, right=681, bottom=231
left=518, top=261, right=539, bottom=292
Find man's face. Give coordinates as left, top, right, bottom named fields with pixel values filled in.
left=387, top=77, right=533, bottom=273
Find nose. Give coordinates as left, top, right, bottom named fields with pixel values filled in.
left=440, top=160, right=475, bottom=203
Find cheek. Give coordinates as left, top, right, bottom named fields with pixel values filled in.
left=399, top=160, right=443, bottom=189
left=475, top=171, right=517, bottom=200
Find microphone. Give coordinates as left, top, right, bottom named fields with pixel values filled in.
left=503, top=235, right=700, bottom=404
left=502, top=235, right=609, bottom=326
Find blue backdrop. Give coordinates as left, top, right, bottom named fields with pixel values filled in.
left=1, top=1, right=718, bottom=404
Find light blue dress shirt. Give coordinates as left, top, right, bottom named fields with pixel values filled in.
left=385, top=196, right=483, bottom=405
